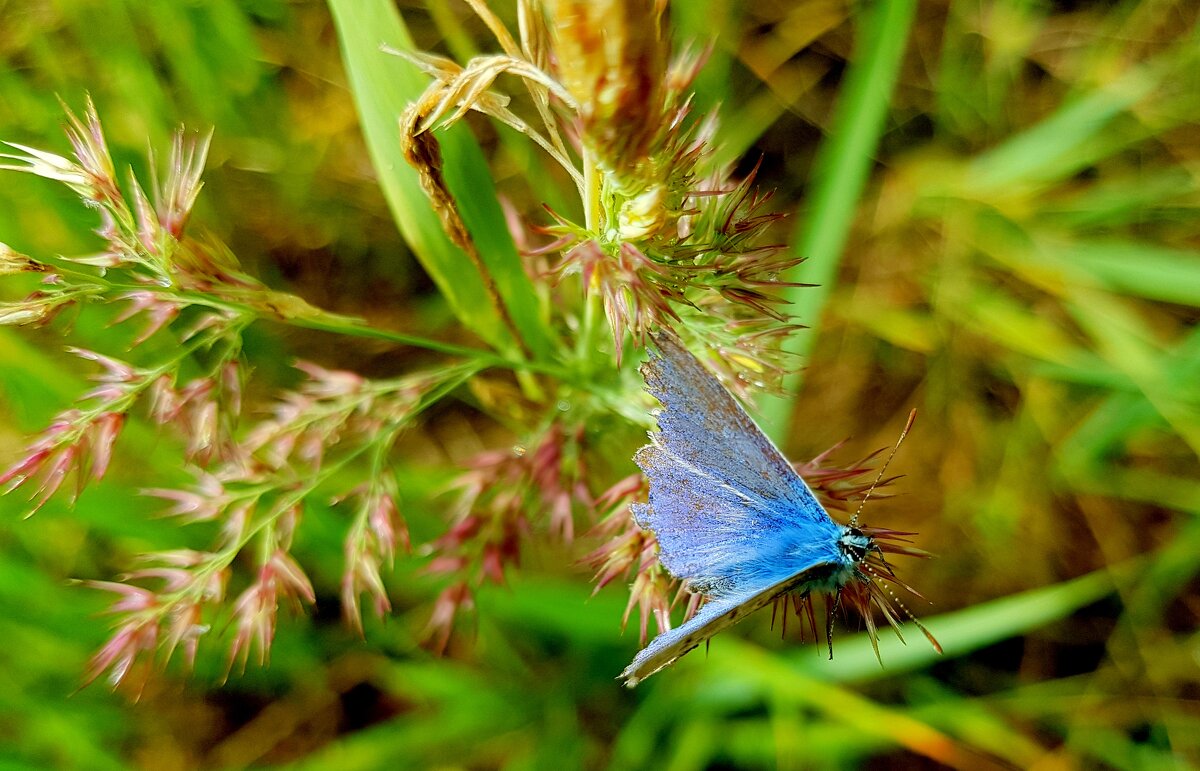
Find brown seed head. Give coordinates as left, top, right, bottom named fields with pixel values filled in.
left=548, top=0, right=668, bottom=182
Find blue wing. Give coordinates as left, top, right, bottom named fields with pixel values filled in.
left=634, top=334, right=838, bottom=596
left=620, top=558, right=840, bottom=687
left=640, top=334, right=826, bottom=516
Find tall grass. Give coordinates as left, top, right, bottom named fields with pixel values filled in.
left=0, top=1, right=1197, bottom=768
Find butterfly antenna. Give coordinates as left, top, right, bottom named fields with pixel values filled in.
left=850, top=409, right=918, bottom=528
left=860, top=559, right=944, bottom=654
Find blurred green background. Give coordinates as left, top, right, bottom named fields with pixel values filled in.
left=1, top=0, right=1198, bottom=768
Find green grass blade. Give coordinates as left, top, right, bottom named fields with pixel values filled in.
left=968, top=67, right=1158, bottom=194
left=327, top=0, right=554, bottom=359
left=1065, top=289, right=1200, bottom=458
left=758, top=0, right=918, bottom=442
left=710, top=565, right=1116, bottom=685
left=1052, top=239, right=1200, bottom=307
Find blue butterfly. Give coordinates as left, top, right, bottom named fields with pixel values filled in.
left=621, top=334, right=939, bottom=687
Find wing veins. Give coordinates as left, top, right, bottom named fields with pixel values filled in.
left=648, top=439, right=782, bottom=519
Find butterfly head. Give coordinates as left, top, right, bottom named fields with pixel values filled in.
left=837, top=525, right=877, bottom=563
left=831, top=522, right=942, bottom=658
left=816, top=409, right=939, bottom=656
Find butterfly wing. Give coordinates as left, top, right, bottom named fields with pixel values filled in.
left=620, top=559, right=840, bottom=687
left=640, top=334, right=826, bottom=516
left=634, top=334, right=839, bottom=595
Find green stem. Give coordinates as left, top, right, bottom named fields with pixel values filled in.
left=71, top=272, right=571, bottom=381
left=576, top=148, right=606, bottom=368
left=582, top=147, right=603, bottom=234
left=290, top=315, right=571, bottom=380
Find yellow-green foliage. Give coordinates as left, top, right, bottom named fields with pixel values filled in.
left=0, top=1, right=1196, bottom=768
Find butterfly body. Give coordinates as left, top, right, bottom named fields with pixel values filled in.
left=621, top=335, right=935, bottom=687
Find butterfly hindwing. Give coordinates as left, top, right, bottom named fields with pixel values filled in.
left=620, top=559, right=841, bottom=687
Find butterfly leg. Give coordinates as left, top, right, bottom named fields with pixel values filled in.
left=826, top=588, right=843, bottom=660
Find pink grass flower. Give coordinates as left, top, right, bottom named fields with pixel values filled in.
left=157, top=128, right=212, bottom=239
left=112, top=290, right=181, bottom=346
left=341, top=544, right=391, bottom=635
left=84, top=620, right=159, bottom=694
left=422, top=582, right=474, bottom=655
left=84, top=581, right=158, bottom=615
left=227, top=552, right=315, bottom=674
left=143, top=472, right=227, bottom=523
left=367, top=489, right=409, bottom=561
left=88, top=412, right=124, bottom=483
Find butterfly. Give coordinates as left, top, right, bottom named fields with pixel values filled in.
left=621, top=334, right=940, bottom=687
